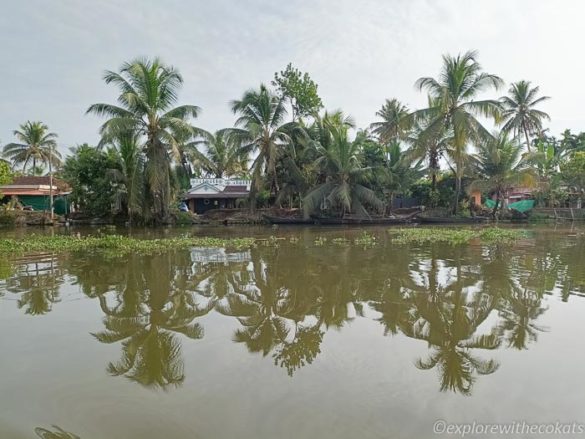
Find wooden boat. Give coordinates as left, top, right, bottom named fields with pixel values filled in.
left=416, top=216, right=489, bottom=224
left=262, top=214, right=313, bottom=225
left=311, top=215, right=411, bottom=225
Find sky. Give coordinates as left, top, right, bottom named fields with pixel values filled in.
left=1, top=0, right=584, bottom=155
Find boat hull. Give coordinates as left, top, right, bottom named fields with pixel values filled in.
left=312, top=216, right=411, bottom=225
left=417, top=216, right=489, bottom=224
left=262, top=215, right=313, bottom=225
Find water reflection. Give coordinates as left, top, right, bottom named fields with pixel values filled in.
left=90, top=253, right=209, bottom=389
left=35, top=425, right=80, bottom=439
left=3, top=253, right=63, bottom=315
left=2, top=230, right=584, bottom=395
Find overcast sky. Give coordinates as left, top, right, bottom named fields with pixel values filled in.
left=1, top=0, right=583, bottom=154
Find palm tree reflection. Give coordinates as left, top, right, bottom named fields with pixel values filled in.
left=4, top=253, right=63, bottom=315
left=5, top=231, right=578, bottom=395
left=34, top=425, right=81, bottom=439
left=91, top=253, right=210, bottom=389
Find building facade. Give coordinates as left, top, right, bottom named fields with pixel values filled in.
left=0, top=176, right=71, bottom=214
left=183, top=178, right=251, bottom=214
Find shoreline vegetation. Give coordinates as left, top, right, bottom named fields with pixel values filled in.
left=2, top=51, right=585, bottom=227
left=0, top=227, right=523, bottom=255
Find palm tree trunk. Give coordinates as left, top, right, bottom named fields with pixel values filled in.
left=491, top=191, right=500, bottom=219
left=430, top=148, right=438, bottom=191
left=523, top=124, right=531, bottom=153
left=453, top=175, right=462, bottom=215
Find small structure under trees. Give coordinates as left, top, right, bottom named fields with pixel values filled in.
left=183, top=178, right=250, bottom=214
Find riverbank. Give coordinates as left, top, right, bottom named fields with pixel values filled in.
left=2, top=207, right=585, bottom=229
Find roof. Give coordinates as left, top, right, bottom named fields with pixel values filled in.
left=183, top=180, right=249, bottom=199
left=222, top=185, right=248, bottom=194
left=0, top=176, right=71, bottom=196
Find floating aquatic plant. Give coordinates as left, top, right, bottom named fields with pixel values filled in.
left=0, top=234, right=257, bottom=255
left=389, top=227, right=523, bottom=245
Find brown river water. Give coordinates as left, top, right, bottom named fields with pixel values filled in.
left=0, top=225, right=584, bottom=438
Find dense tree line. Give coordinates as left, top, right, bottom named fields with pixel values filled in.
left=3, top=50, right=585, bottom=223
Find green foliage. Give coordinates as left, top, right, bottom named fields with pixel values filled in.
left=409, top=175, right=456, bottom=208
left=561, top=152, right=585, bottom=202
left=188, top=130, right=248, bottom=178
left=413, top=50, right=503, bottom=213
left=62, top=144, right=121, bottom=216
left=175, top=211, right=194, bottom=225
left=87, top=58, right=201, bottom=223
left=469, top=131, right=536, bottom=215
left=2, top=121, right=62, bottom=173
left=272, top=63, right=323, bottom=120
left=370, top=98, right=410, bottom=144
left=229, top=84, right=292, bottom=208
left=559, top=130, right=585, bottom=153
left=390, top=227, right=522, bottom=245
left=501, top=80, right=550, bottom=152
left=354, top=231, right=377, bottom=247
left=302, top=124, right=384, bottom=217
left=0, top=234, right=257, bottom=255
left=0, top=160, right=12, bottom=186
left=0, top=160, right=13, bottom=199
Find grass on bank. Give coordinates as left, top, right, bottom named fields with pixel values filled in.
left=0, top=234, right=257, bottom=255
left=389, top=227, right=523, bottom=245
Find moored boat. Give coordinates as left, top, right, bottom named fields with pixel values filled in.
left=262, top=214, right=314, bottom=225
left=416, top=216, right=489, bottom=224
left=311, top=215, right=411, bottom=225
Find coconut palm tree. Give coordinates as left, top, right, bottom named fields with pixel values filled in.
left=405, top=97, right=453, bottom=194
left=413, top=50, right=503, bottom=213
left=302, top=124, right=384, bottom=218
left=3, top=121, right=62, bottom=173
left=103, top=131, right=144, bottom=220
left=468, top=131, right=536, bottom=216
left=188, top=130, right=248, bottom=178
left=228, top=84, right=293, bottom=208
left=370, top=98, right=410, bottom=144
left=501, top=80, right=550, bottom=152
left=87, top=58, right=201, bottom=222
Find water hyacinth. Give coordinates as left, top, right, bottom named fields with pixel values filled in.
left=389, top=227, right=523, bottom=245
left=0, top=235, right=257, bottom=255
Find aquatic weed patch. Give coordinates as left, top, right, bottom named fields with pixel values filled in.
left=390, top=227, right=523, bottom=245
left=353, top=231, right=377, bottom=247
left=0, top=234, right=257, bottom=255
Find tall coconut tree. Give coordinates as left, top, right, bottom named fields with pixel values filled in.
left=413, top=50, right=503, bottom=213
left=468, top=131, right=536, bottom=217
left=501, top=80, right=550, bottom=152
left=87, top=58, right=201, bottom=222
left=302, top=124, right=384, bottom=218
left=405, top=97, right=453, bottom=194
left=188, top=130, right=248, bottom=178
left=370, top=98, right=410, bottom=144
left=228, top=84, right=293, bottom=208
left=3, top=121, right=62, bottom=173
